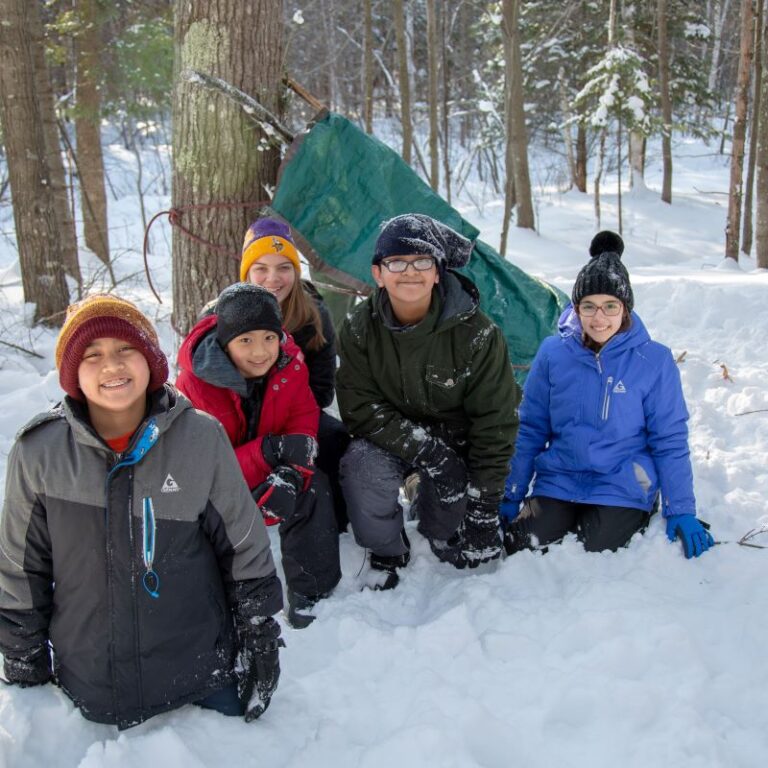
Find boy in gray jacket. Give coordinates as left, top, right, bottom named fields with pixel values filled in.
left=0, top=295, right=283, bottom=728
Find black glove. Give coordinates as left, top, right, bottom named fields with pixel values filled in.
left=456, top=496, right=503, bottom=568
left=413, top=436, right=468, bottom=505
left=2, top=646, right=51, bottom=688
left=262, top=434, right=318, bottom=471
left=253, top=465, right=303, bottom=523
left=235, top=616, right=284, bottom=722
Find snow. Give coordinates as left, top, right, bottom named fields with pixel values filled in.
left=2, top=132, right=768, bottom=767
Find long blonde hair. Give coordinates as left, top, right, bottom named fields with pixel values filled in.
left=281, top=279, right=326, bottom=351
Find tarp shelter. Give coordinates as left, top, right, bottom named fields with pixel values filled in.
left=270, top=110, right=567, bottom=381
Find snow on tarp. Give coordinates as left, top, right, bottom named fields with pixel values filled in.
left=270, top=111, right=567, bottom=379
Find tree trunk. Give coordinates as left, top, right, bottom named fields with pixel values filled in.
left=594, top=129, right=607, bottom=229
left=658, top=0, right=673, bottom=203
left=575, top=123, right=588, bottom=192
left=441, top=7, right=451, bottom=204
left=394, top=0, right=412, bottom=163
left=726, top=0, right=756, bottom=261
left=172, top=0, right=284, bottom=334
left=364, top=0, right=374, bottom=133
left=75, top=0, right=110, bottom=269
left=743, top=0, right=764, bottom=254
left=502, top=0, right=535, bottom=231
left=709, top=0, right=734, bottom=96
left=426, top=0, right=439, bottom=191
left=755, top=1, right=768, bottom=268
left=0, top=0, right=70, bottom=325
left=32, top=7, right=80, bottom=288
left=558, top=67, right=577, bottom=191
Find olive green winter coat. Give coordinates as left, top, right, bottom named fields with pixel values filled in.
left=337, top=271, right=521, bottom=498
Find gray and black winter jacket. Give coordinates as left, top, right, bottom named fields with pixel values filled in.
left=0, top=386, right=282, bottom=729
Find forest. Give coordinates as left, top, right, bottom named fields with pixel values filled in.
left=0, top=0, right=765, bottom=333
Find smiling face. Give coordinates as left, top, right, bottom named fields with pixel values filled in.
left=246, top=254, right=297, bottom=305
left=225, top=329, right=281, bottom=379
left=371, top=254, right=439, bottom=324
left=77, top=337, right=150, bottom=437
left=577, top=294, right=625, bottom=346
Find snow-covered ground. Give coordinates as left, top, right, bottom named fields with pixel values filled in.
left=1, top=132, right=767, bottom=768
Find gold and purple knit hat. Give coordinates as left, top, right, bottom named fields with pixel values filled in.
left=240, top=217, right=301, bottom=281
left=55, top=295, right=169, bottom=400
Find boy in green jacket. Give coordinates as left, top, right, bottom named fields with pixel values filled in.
left=337, top=214, right=521, bottom=588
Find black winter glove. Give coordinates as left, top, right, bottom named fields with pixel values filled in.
left=456, top=496, right=503, bottom=568
left=253, top=465, right=303, bottom=523
left=2, top=646, right=51, bottom=688
left=262, top=434, right=318, bottom=471
left=235, top=616, right=284, bottom=722
left=413, top=436, right=468, bottom=505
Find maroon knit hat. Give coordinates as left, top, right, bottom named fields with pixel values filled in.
left=55, top=295, right=169, bottom=401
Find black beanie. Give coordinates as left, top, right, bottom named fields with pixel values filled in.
left=571, top=231, right=634, bottom=312
left=373, top=213, right=474, bottom=269
left=215, top=283, right=283, bottom=348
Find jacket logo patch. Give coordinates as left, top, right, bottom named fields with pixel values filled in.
left=613, top=380, right=627, bottom=394
left=161, top=474, right=181, bottom=493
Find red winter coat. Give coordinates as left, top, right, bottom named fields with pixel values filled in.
left=176, top=314, right=319, bottom=491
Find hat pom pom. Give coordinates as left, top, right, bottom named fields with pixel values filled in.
left=589, top=231, right=624, bottom=258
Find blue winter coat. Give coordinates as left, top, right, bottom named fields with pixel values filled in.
left=504, top=306, right=696, bottom=517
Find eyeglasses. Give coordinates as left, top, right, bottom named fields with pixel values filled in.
left=380, top=257, right=436, bottom=273
left=578, top=300, right=623, bottom=317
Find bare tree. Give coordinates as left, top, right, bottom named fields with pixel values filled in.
left=172, top=0, right=284, bottom=334
left=500, top=0, right=535, bottom=249
left=755, top=2, right=768, bottom=268
left=75, top=0, right=110, bottom=268
left=0, top=0, right=70, bottom=325
left=426, top=0, right=439, bottom=191
left=394, top=0, right=412, bottom=163
left=726, top=0, right=756, bottom=261
left=658, top=0, right=673, bottom=203
left=743, top=0, right=764, bottom=254
left=364, top=0, right=374, bottom=133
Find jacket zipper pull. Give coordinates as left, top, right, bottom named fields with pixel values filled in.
left=142, top=497, right=160, bottom=599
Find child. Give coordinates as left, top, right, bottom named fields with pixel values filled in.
left=336, top=214, right=521, bottom=588
left=176, top=283, right=341, bottom=627
left=0, top=295, right=283, bottom=729
left=240, top=217, right=350, bottom=531
left=501, top=232, right=714, bottom=559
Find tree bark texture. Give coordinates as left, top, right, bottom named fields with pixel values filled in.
left=658, top=0, right=673, bottom=203
left=502, top=0, right=535, bottom=230
left=426, top=0, right=439, bottom=191
left=32, top=7, right=80, bottom=287
left=75, top=0, right=110, bottom=268
left=742, top=0, right=764, bottom=254
left=0, top=0, right=70, bottom=325
left=726, top=0, right=755, bottom=261
left=394, top=0, right=412, bottom=164
left=755, top=1, right=768, bottom=267
left=363, top=0, right=374, bottom=133
left=172, top=0, right=284, bottom=334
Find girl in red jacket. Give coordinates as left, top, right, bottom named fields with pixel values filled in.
left=177, top=283, right=341, bottom=628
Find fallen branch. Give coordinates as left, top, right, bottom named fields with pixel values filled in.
left=0, top=338, right=44, bottom=359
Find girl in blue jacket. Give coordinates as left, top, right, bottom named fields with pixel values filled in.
left=501, top=232, right=713, bottom=559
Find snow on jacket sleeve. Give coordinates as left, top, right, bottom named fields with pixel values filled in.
left=644, top=348, right=697, bottom=518
left=202, top=419, right=283, bottom=618
left=461, top=323, right=521, bottom=497
left=505, top=343, right=553, bottom=503
left=0, top=439, right=53, bottom=658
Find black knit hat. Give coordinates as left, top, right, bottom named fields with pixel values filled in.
left=572, top=231, right=634, bottom=312
left=373, top=213, right=474, bottom=268
left=216, top=283, right=283, bottom=348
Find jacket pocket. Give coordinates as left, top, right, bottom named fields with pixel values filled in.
left=425, top=365, right=463, bottom=413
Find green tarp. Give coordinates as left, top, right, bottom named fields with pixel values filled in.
left=271, top=111, right=567, bottom=380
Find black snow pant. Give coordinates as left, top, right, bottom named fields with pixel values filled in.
left=316, top=411, right=351, bottom=532
left=339, top=438, right=467, bottom=557
left=256, top=469, right=341, bottom=600
left=505, top=495, right=651, bottom=554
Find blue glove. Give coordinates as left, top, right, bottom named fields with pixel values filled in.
left=666, top=515, right=714, bottom=559
left=500, top=497, right=523, bottom=522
